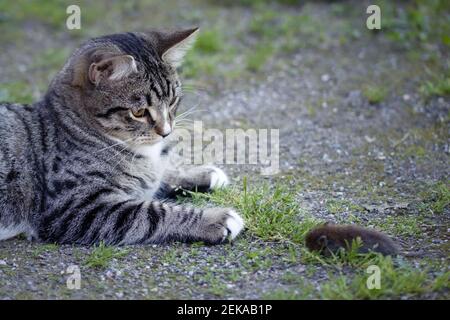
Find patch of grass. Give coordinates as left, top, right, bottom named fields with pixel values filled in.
left=380, top=0, right=450, bottom=49
left=188, top=177, right=319, bottom=244
left=372, top=215, right=422, bottom=237
left=31, top=244, right=58, bottom=257
left=267, top=255, right=449, bottom=299
left=160, top=246, right=180, bottom=266
left=419, top=181, right=450, bottom=214
left=403, top=145, right=427, bottom=159
left=0, top=0, right=67, bottom=28
left=32, top=47, right=70, bottom=72
left=320, top=257, right=449, bottom=299
left=194, top=30, right=223, bottom=54
left=221, top=0, right=299, bottom=7
left=249, top=9, right=278, bottom=39
left=182, top=53, right=219, bottom=78
left=246, top=44, right=274, bottom=72
left=263, top=281, right=316, bottom=300
left=202, top=271, right=229, bottom=297
left=419, top=75, right=450, bottom=99
left=0, top=81, right=34, bottom=104
left=362, top=85, right=388, bottom=105
left=243, top=247, right=274, bottom=270
left=181, top=29, right=235, bottom=79
left=326, top=199, right=364, bottom=215
left=84, top=242, right=129, bottom=269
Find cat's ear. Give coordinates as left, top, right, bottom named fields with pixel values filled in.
left=88, top=55, right=138, bottom=86
left=156, top=27, right=199, bottom=68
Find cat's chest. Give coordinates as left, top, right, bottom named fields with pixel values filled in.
left=125, top=142, right=167, bottom=199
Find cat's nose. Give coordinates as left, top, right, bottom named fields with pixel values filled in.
left=156, top=122, right=172, bottom=138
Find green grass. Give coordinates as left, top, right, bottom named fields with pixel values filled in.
left=0, top=81, right=34, bottom=104
left=31, top=244, right=59, bottom=257
left=194, top=30, right=223, bottom=54
left=419, top=181, right=450, bottom=215
left=265, top=254, right=449, bottom=299
left=326, top=199, right=364, bottom=215
left=221, top=0, right=300, bottom=7
left=181, top=29, right=234, bottom=79
left=263, top=281, right=316, bottom=300
left=419, top=76, right=450, bottom=99
left=320, top=257, right=449, bottom=299
left=372, top=215, right=422, bottom=237
left=246, top=44, right=274, bottom=72
left=249, top=8, right=278, bottom=38
left=188, top=177, right=320, bottom=244
left=84, top=242, right=129, bottom=269
left=160, top=246, right=180, bottom=266
left=362, top=85, right=388, bottom=105
left=243, top=247, right=274, bottom=270
left=32, top=47, right=70, bottom=72
left=0, top=0, right=68, bottom=28
left=403, top=145, right=427, bottom=159
left=380, top=0, right=450, bottom=49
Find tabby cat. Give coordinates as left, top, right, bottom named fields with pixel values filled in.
left=0, top=28, right=244, bottom=245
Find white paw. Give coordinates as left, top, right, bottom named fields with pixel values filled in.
left=224, top=209, right=244, bottom=240
left=209, top=167, right=229, bottom=189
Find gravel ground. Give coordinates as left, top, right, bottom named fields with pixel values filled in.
left=0, top=0, right=448, bottom=299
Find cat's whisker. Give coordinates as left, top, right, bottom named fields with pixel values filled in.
left=175, top=108, right=205, bottom=121
left=176, top=106, right=202, bottom=117
left=181, top=91, right=206, bottom=100
left=181, top=83, right=207, bottom=91
left=109, top=140, right=136, bottom=173
left=174, top=118, right=195, bottom=123
left=174, top=126, right=193, bottom=131
left=95, top=137, right=134, bottom=153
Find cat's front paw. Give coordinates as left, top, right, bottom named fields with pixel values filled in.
left=209, top=166, right=229, bottom=189
left=202, top=208, right=244, bottom=244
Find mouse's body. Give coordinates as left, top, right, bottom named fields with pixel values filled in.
left=305, top=223, right=400, bottom=256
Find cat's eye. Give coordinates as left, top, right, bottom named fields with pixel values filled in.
left=131, top=108, right=146, bottom=118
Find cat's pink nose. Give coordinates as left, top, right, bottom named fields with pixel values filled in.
left=156, top=123, right=172, bottom=138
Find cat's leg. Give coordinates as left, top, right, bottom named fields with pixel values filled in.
left=145, top=202, right=244, bottom=244
left=39, top=195, right=244, bottom=245
left=163, top=165, right=230, bottom=195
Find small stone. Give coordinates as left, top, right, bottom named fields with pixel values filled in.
left=364, top=135, right=376, bottom=143
left=105, top=270, right=114, bottom=278
left=321, top=74, right=330, bottom=82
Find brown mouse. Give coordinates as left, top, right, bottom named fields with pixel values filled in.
left=305, top=222, right=400, bottom=256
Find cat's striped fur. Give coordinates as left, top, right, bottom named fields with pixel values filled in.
left=0, top=29, right=244, bottom=245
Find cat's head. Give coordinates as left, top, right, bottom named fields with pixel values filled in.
left=57, top=28, right=198, bottom=146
